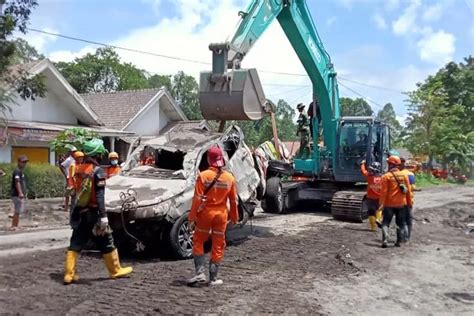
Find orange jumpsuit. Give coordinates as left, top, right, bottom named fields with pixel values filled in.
left=107, top=166, right=121, bottom=178
left=379, top=168, right=413, bottom=208
left=73, top=163, right=88, bottom=194
left=189, top=167, right=238, bottom=263
left=360, top=163, right=381, bottom=225
left=360, top=163, right=381, bottom=201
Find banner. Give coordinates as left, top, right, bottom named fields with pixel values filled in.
left=0, top=127, right=58, bottom=144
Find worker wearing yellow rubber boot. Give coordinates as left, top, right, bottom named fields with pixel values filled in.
left=360, top=160, right=382, bottom=232
left=64, top=139, right=132, bottom=284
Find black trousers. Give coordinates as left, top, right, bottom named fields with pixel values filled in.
left=367, top=198, right=379, bottom=217
left=406, top=206, right=413, bottom=239
left=382, top=207, right=408, bottom=243
left=68, top=208, right=115, bottom=254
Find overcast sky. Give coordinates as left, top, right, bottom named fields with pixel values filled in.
left=19, top=0, right=474, bottom=123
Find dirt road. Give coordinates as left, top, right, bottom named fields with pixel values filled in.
left=0, top=185, right=472, bottom=314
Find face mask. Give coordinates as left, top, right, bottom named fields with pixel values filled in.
left=111, top=160, right=118, bottom=166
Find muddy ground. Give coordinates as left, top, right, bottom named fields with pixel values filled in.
left=0, top=185, right=472, bottom=315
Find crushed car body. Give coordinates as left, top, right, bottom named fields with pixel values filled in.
left=105, top=123, right=262, bottom=258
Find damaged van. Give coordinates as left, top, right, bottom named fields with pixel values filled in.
left=105, top=123, right=262, bottom=259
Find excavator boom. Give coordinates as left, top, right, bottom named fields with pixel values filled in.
left=200, top=0, right=341, bottom=170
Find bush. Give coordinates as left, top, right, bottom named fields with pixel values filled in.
left=0, top=163, right=65, bottom=199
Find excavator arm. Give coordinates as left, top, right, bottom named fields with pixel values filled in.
left=199, top=0, right=341, bottom=167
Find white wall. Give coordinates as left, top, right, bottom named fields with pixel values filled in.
left=0, top=144, right=12, bottom=163
left=158, top=103, right=170, bottom=133
left=127, top=100, right=163, bottom=136
left=8, top=90, right=77, bottom=125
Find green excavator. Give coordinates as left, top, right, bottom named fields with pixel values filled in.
left=199, top=0, right=392, bottom=221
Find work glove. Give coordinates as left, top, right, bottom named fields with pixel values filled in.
left=93, top=217, right=112, bottom=236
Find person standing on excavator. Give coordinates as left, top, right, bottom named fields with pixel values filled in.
left=296, top=103, right=311, bottom=159
left=360, top=160, right=382, bottom=232
left=187, top=146, right=239, bottom=286
left=107, top=152, right=121, bottom=178
left=378, top=155, right=412, bottom=248
left=64, top=138, right=133, bottom=285
left=400, top=157, right=416, bottom=241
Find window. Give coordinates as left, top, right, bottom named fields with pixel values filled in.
left=339, top=122, right=369, bottom=156
left=155, top=149, right=185, bottom=171
left=339, top=121, right=369, bottom=171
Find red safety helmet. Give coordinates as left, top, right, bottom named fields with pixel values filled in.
left=207, top=146, right=225, bottom=168
left=387, top=155, right=401, bottom=166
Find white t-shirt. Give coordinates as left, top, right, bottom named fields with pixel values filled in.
left=61, top=156, right=75, bottom=178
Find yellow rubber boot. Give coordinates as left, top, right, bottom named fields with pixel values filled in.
left=368, top=216, right=377, bottom=232
left=64, top=250, right=79, bottom=284
left=375, top=209, right=383, bottom=228
left=103, top=249, right=133, bottom=279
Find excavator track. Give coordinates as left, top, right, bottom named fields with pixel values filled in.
left=331, top=190, right=368, bottom=223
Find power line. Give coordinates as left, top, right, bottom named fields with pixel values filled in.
left=338, top=82, right=385, bottom=111
left=338, top=76, right=404, bottom=94
left=286, top=88, right=313, bottom=105
left=27, top=27, right=211, bottom=65
left=267, top=85, right=311, bottom=99
left=27, top=27, right=404, bottom=95
left=263, top=83, right=310, bottom=87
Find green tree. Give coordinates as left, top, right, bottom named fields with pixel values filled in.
left=228, top=99, right=297, bottom=147
left=50, top=128, right=99, bottom=155
left=340, top=97, right=373, bottom=116
left=10, top=37, right=44, bottom=64
left=56, top=47, right=149, bottom=93
left=405, top=56, right=474, bottom=171
left=436, top=57, right=474, bottom=133
left=377, top=103, right=402, bottom=145
left=170, top=71, right=202, bottom=120
left=148, top=74, right=172, bottom=90
left=405, top=80, right=446, bottom=169
left=1, top=0, right=46, bottom=119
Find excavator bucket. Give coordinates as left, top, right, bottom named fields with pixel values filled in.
left=199, top=68, right=270, bottom=121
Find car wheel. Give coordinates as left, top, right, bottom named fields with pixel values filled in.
left=263, top=177, right=284, bottom=214
left=169, top=212, right=193, bottom=259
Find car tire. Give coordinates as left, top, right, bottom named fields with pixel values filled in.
left=263, top=177, right=284, bottom=214
left=169, top=212, right=193, bottom=260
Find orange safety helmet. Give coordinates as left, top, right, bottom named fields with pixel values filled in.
left=108, top=152, right=119, bottom=159
left=73, top=151, right=84, bottom=158
left=387, top=155, right=401, bottom=166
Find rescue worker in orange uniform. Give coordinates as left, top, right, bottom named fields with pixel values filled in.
left=187, top=146, right=239, bottom=286
left=64, top=139, right=132, bottom=285
left=360, top=160, right=382, bottom=232
left=66, top=151, right=84, bottom=211
left=378, top=155, right=413, bottom=248
left=107, top=152, right=121, bottom=178
left=400, top=157, right=416, bottom=241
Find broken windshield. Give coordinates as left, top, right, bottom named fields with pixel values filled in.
left=123, top=145, right=196, bottom=180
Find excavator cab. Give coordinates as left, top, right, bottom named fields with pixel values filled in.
left=334, top=117, right=390, bottom=182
